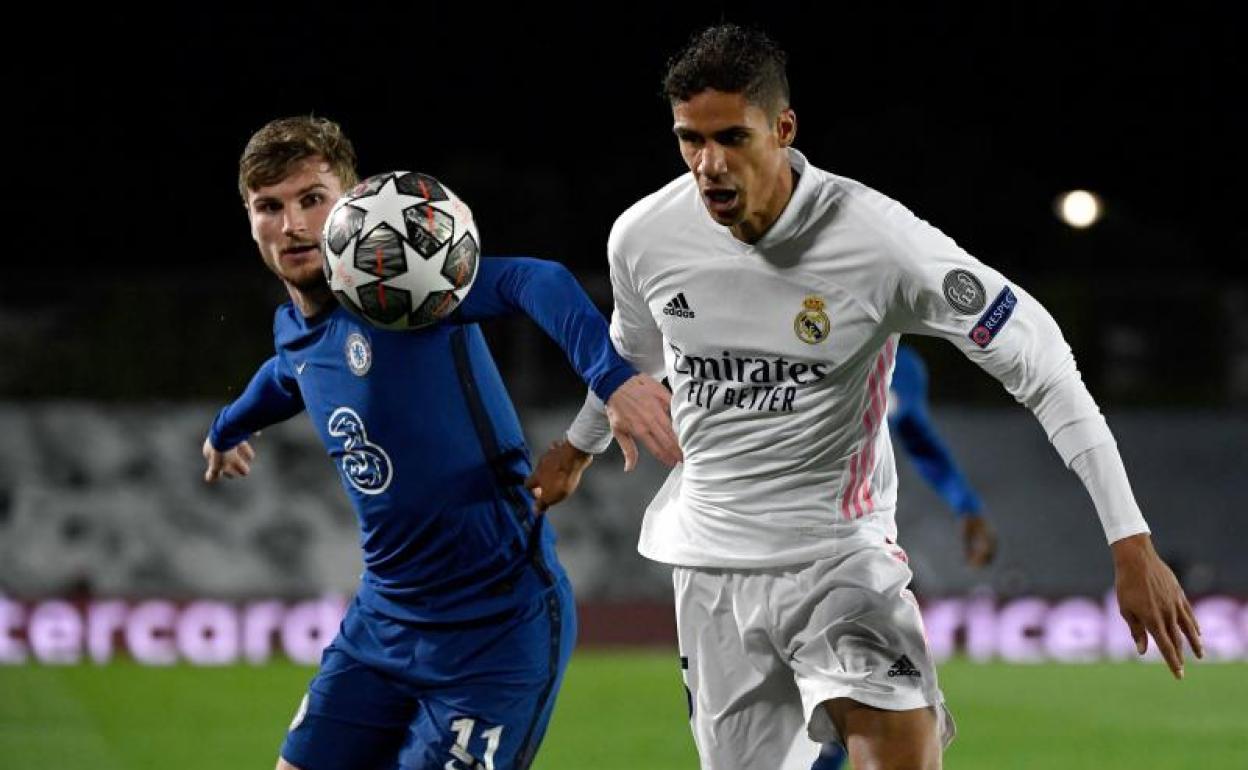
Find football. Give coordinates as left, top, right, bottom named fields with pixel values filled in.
left=322, top=171, right=480, bottom=330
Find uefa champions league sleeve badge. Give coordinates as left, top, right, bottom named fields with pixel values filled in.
left=941, top=269, right=987, bottom=315
left=793, top=296, right=830, bottom=344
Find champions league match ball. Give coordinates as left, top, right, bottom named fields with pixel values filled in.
left=322, top=171, right=480, bottom=330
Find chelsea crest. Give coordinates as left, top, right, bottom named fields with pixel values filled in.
left=345, top=332, right=372, bottom=376
left=793, top=296, right=830, bottom=344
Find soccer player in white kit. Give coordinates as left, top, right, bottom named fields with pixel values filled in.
left=528, top=24, right=1204, bottom=770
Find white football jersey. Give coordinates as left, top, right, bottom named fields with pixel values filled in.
left=600, top=149, right=1118, bottom=568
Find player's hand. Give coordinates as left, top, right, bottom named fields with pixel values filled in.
left=605, top=374, right=682, bottom=471
left=202, top=436, right=256, bottom=482
left=525, top=439, right=594, bottom=513
left=960, top=516, right=997, bottom=568
left=1111, top=533, right=1204, bottom=679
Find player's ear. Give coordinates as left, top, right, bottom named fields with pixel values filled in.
left=775, top=108, right=797, bottom=148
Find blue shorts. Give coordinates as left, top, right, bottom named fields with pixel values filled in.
left=281, top=576, right=576, bottom=770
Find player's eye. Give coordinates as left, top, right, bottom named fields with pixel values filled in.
left=302, top=193, right=325, bottom=208
left=255, top=200, right=280, bottom=214
left=676, top=132, right=704, bottom=146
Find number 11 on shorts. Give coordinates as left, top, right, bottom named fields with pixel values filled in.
left=446, top=718, right=503, bottom=770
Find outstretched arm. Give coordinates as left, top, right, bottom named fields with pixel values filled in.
left=203, top=356, right=304, bottom=483
left=457, top=256, right=680, bottom=468
left=451, top=257, right=634, bottom=403
left=889, top=210, right=1202, bottom=677
left=1075, top=442, right=1202, bottom=673
left=525, top=227, right=683, bottom=510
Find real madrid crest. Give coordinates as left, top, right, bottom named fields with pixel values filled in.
left=794, top=296, right=830, bottom=344
left=345, top=332, right=372, bottom=376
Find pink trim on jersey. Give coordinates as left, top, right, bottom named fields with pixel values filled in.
left=841, top=338, right=897, bottom=519
left=843, top=450, right=863, bottom=520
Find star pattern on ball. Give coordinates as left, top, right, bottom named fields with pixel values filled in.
left=401, top=239, right=458, bottom=296
left=356, top=174, right=427, bottom=239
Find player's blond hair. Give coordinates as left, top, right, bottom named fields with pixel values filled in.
left=238, top=116, right=359, bottom=199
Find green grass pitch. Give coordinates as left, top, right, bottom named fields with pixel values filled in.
left=1, top=653, right=1244, bottom=768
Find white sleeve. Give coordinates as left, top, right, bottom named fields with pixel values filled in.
left=606, top=233, right=666, bottom=379
left=566, top=224, right=666, bottom=455
left=1069, top=442, right=1150, bottom=544
left=886, top=208, right=1148, bottom=541
left=566, top=390, right=613, bottom=454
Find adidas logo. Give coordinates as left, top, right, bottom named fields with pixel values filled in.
left=663, top=292, right=696, bottom=319
left=886, top=655, right=921, bottom=678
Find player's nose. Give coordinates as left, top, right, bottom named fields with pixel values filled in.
left=697, top=143, right=728, bottom=178
left=282, top=207, right=309, bottom=236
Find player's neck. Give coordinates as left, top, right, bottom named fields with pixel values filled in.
left=730, top=163, right=796, bottom=245
left=286, top=282, right=335, bottom=318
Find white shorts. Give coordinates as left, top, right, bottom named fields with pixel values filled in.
left=673, top=539, right=955, bottom=770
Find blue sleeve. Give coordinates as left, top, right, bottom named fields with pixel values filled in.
left=450, top=256, right=636, bottom=403
left=208, top=356, right=305, bottom=451
left=889, top=346, right=983, bottom=517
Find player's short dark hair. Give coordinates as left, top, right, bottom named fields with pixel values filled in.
left=238, top=115, right=359, bottom=199
left=662, top=24, right=790, bottom=115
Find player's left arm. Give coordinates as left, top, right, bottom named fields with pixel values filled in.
left=454, top=256, right=680, bottom=471
left=452, top=257, right=674, bottom=509
left=887, top=214, right=1203, bottom=678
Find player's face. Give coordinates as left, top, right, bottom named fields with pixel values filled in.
left=673, top=89, right=797, bottom=243
left=245, top=157, right=344, bottom=291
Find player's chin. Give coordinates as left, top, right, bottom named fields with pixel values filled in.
left=285, top=266, right=330, bottom=292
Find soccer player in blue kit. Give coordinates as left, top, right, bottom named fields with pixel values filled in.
left=201, top=116, right=679, bottom=770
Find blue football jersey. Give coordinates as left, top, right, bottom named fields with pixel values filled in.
left=210, top=257, right=634, bottom=622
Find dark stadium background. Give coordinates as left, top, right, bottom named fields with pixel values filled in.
left=4, top=0, right=1245, bottom=622
left=5, top=3, right=1243, bottom=406
left=1, top=5, right=1245, bottom=768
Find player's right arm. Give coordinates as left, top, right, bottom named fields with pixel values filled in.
left=203, top=355, right=304, bottom=482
